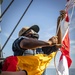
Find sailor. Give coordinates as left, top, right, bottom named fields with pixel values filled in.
left=0, top=70, right=27, bottom=75
left=12, top=25, right=60, bottom=56
left=12, top=25, right=61, bottom=75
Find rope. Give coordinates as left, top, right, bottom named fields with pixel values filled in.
left=69, top=2, right=75, bottom=25
left=0, top=0, right=33, bottom=52
left=0, top=0, right=14, bottom=18
left=54, top=16, right=62, bottom=75
left=56, top=18, right=62, bottom=36
left=54, top=50, right=60, bottom=75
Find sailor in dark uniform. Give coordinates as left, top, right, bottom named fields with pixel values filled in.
left=12, top=25, right=60, bottom=75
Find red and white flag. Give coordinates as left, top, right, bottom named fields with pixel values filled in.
left=57, top=12, right=72, bottom=75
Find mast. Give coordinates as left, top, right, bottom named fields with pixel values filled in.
left=0, top=0, right=3, bottom=21
left=0, top=0, right=3, bottom=58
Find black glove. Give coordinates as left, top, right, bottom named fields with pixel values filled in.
left=0, top=62, right=3, bottom=70
left=42, top=45, right=58, bottom=55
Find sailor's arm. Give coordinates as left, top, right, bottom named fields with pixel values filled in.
left=20, top=36, right=58, bottom=49
left=0, top=71, right=27, bottom=75
left=56, top=16, right=62, bottom=44
left=56, top=10, right=66, bottom=44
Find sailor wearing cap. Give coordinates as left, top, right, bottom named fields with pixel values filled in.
left=12, top=25, right=40, bottom=56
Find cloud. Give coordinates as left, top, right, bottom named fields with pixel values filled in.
left=70, top=17, right=75, bottom=31
left=72, top=45, right=75, bottom=49
left=70, top=45, right=75, bottom=54
left=70, top=40, right=75, bottom=45
left=70, top=40, right=75, bottom=54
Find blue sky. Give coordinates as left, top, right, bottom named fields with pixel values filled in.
left=0, top=0, right=75, bottom=68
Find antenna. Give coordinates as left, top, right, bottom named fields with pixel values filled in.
left=0, top=0, right=3, bottom=58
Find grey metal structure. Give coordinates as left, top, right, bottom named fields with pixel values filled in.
left=0, top=0, right=3, bottom=58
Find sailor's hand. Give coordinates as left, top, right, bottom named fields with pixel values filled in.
left=48, top=36, right=58, bottom=46
left=55, top=44, right=62, bottom=48
left=17, top=66, right=28, bottom=75
left=18, top=66, right=22, bottom=71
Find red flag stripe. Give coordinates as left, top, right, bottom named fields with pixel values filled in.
left=60, top=29, right=72, bottom=67
left=65, top=12, right=69, bottom=22
left=2, top=56, right=18, bottom=71
left=60, top=11, right=72, bottom=68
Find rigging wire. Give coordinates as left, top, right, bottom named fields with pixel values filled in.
left=0, top=0, right=33, bottom=52
left=0, top=0, right=14, bottom=19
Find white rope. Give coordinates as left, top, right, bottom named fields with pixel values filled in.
left=54, top=50, right=60, bottom=75
left=69, top=2, right=75, bottom=25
